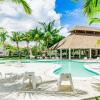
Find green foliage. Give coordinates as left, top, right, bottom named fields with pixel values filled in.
left=12, top=0, right=32, bottom=14
left=0, top=31, right=8, bottom=44
left=83, top=0, right=100, bottom=17
left=96, top=39, right=100, bottom=45
left=21, top=31, right=33, bottom=43
left=10, top=32, right=22, bottom=43
left=83, top=0, right=100, bottom=24
left=89, top=18, right=100, bottom=24
left=0, top=0, right=32, bottom=14
left=40, top=20, right=63, bottom=49
left=0, top=21, right=64, bottom=58
left=74, top=0, right=100, bottom=24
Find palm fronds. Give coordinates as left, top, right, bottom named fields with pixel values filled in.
left=89, top=18, right=100, bottom=25
left=12, top=0, right=32, bottom=14
left=0, top=0, right=32, bottom=14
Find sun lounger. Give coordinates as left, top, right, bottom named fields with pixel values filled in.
left=97, top=57, right=100, bottom=60
left=57, top=73, right=74, bottom=92
left=5, top=73, right=17, bottom=80
left=14, top=61, right=24, bottom=67
left=84, top=57, right=87, bottom=60
left=5, top=61, right=12, bottom=66
left=56, top=57, right=59, bottom=59
left=52, top=57, right=55, bottom=59
left=91, top=76, right=100, bottom=89
left=23, top=72, right=42, bottom=90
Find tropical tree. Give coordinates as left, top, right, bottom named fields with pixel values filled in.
left=40, top=20, right=62, bottom=48
left=0, top=31, right=9, bottom=55
left=22, top=31, right=33, bottom=50
left=0, top=31, right=8, bottom=46
left=21, top=31, right=33, bottom=56
left=83, top=0, right=100, bottom=24
left=73, top=0, right=100, bottom=24
left=31, top=27, right=43, bottom=52
left=43, top=32, right=52, bottom=49
left=10, top=32, right=22, bottom=58
left=0, top=0, right=32, bottom=14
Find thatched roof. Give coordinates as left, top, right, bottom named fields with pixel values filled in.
left=70, top=26, right=100, bottom=33
left=50, top=33, right=100, bottom=50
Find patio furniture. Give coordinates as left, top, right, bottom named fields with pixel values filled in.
left=5, top=73, right=17, bottom=80
left=57, top=73, right=74, bottom=92
left=5, top=61, right=13, bottom=66
left=84, top=57, right=87, bottom=60
left=96, top=57, right=100, bottom=61
left=91, top=75, right=100, bottom=89
left=14, top=61, right=24, bottom=67
left=23, top=72, right=42, bottom=89
left=55, top=57, right=59, bottom=59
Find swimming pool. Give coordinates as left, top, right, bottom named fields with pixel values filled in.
left=37, top=60, right=100, bottom=77
left=0, top=59, right=99, bottom=77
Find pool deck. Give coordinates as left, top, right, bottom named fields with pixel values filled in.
left=0, top=61, right=100, bottom=100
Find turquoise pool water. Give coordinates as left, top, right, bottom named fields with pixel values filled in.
left=0, top=59, right=99, bottom=77
left=37, top=60, right=100, bottom=77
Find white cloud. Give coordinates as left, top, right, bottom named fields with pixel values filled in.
left=0, top=0, right=61, bottom=32
left=65, top=8, right=82, bottom=18
left=60, top=25, right=70, bottom=36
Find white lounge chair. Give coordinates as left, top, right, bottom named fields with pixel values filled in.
left=14, top=61, right=24, bottom=67
left=5, top=73, right=17, bottom=81
left=97, top=57, right=100, bottom=60
left=84, top=57, right=87, bottom=60
left=23, top=72, right=42, bottom=90
left=91, top=76, right=100, bottom=89
left=5, top=61, right=13, bottom=66
left=52, top=57, right=55, bottom=59
left=56, top=57, right=59, bottom=59
left=57, top=73, right=74, bottom=92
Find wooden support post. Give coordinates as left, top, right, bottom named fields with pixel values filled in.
left=60, top=49, right=62, bottom=59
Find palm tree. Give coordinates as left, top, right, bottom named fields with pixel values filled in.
left=0, top=31, right=9, bottom=55
left=22, top=31, right=33, bottom=55
left=0, top=0, right=32, bottom=14
left=40, top=20, right=62, bottom=49
left=83, top=0, right=100, bottom=24
left=43, top=32, right=52, bottom=49
left=31, top=28, right=43, bottom=52
left=74, top=0, right=100, bottom=24
left=83, top=0, right=100, bottom=17
left=10, top=32, right=22, bottom=58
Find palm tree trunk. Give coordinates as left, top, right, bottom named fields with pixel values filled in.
left=3, top=42, right=6, bottom=56
left=26, top=41, right=29, bottom=57
left=16, top=42, right=20, bottom=58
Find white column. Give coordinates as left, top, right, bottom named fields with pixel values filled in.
left=69, top=48, right=71, bottom=60
left=60, top=49, right=62, bottom=59
left=55, top=50, right=57, bottom=58
left=66, top=49, right=67, bottom=58
left=89, top=49, right=92, bottom=59
left=50, top=50, right=51, bottom=59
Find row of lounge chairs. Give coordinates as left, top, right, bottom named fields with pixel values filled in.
left=22, top=72, right=74, bottom=92
left=0, top=71, right=74, bottom=92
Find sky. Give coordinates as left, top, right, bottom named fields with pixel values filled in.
left=0, top=0, right=100, bottom=38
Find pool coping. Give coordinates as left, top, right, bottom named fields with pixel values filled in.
left=84, top=64, right=100, bottom=75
